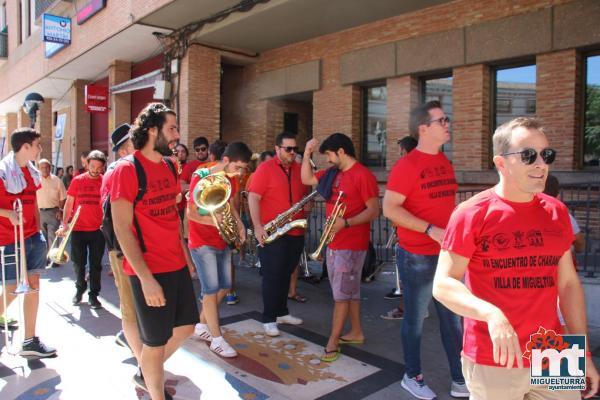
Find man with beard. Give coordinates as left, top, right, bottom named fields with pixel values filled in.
left=301, top=133, right=379, bottom=362
left=248, top=131, right=308, bottom=337
left=111, top=103, right=197, bottom=400
left=59, top=150, right=106, bottom=309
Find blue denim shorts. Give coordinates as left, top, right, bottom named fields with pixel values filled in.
left=1, top=232, right=47, bottom=282
left=190, top=245, right=232, bottom=295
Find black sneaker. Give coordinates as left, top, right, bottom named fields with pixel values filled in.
left=89, top=295, right=102, bottom=309
left=132, top=368, right=148, bottom=392
left=72, top=291, right=83, bottom=305
left=115, top=330, right=130, bottom=349
left=384, top=289, right=402, bottom=299
left=19, top=337, right=57, bottom=359
left=133, top=369, right=173, bottom=399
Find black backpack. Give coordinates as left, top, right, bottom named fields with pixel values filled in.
left=101, top=154, right=177, bottom=255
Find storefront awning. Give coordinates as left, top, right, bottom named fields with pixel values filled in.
left=110, top=69, right=162, bottom=94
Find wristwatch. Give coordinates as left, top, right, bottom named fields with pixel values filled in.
left=425, top=223, right=434, bottom=235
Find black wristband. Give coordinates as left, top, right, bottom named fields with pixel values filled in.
left=425, top=223, right=434, bottom=235
left=344, top=218, right=350, bottom=228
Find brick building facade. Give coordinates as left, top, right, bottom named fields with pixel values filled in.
left=0, top=0, right=598, bottom=184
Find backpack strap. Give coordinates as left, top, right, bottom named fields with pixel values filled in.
left=163, top=157, right=178, bottom=182
left=123, top=155, right=148, bottom=253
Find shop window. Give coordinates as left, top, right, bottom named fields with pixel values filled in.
left=361, top=85, right=387, bottom=168
left=493, top=64, right=536, bottom=131
left=421, top=76, right=453, bottom=160
left=584, top=54, right=600, bottom=167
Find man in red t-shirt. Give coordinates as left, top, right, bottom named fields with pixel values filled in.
left=111, top=103, right=198, bottom=400
left=301, top=133, right=379, bottom=362
left=248, top=132, right=309, bottom=337
left=433, top=117, right=599, bottom=400
left=187, top=142, right=251, bottom=358
left=60, top=150, right=106, bottom=309
left=382, top=101, right=466, bottom=399
left=0, top=128, right=56, bottom=359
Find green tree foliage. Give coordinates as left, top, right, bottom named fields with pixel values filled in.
left=585, top=84, right=600, bottom=162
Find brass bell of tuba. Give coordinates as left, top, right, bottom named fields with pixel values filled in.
left=47, top=205, right=82, bottom=265
left=192, top=173, right=241, bottom=249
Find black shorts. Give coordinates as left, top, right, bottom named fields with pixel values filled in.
left=129, top=267, right=199, bottom=347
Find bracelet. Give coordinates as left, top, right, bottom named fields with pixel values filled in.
left=425, top=223, right=434, bottom=235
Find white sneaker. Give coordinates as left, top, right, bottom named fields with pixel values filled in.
left=210, top=337, right=238, bottom=358
left=194, top=324, right=213, bottom=342
left=450, top=381, right=470, bottom=398
left=263, top=322, right=280, bottom=336
left=276, top=314, right=303, bottom=325
left=400, top=373, right=436, bottom=400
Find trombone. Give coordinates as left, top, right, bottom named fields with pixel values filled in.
left=1, top=199, right=37, bottom=355
left=47, top=205, right=81, bottom=266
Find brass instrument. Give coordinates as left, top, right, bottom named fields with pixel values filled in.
left=192, top=172, right=241, bottom=250
left=172, top=147, right=182, bottom=175
left=263, top=190, right=319, bottom=244
left=309, top=191, right=346, bottom=261
left=47, top=205, right=82, bottom=265
left=1, top=200, right=37, bottom=355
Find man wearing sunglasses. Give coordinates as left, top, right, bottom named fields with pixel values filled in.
left=180, top=136, right=210, bottom=190
left=383, top=101, right=467, bottom=399
left=248, top=131, right=309, bottom=337
left=433, top=117, right=599, bottom=399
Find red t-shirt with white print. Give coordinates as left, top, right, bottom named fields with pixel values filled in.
left=442, top=189, right=574, bottom=367
left=110, top=151, right=185, bottom=275
left=0, top=167, right=39, bottom=245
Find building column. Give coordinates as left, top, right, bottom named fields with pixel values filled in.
left=386, top=75, right=419, bottom=170
left=69, top=80, right=91, bottom=169
left=6, top=112, right=17, bottom=135
left=312, top=57, right=360, bottom=169
left=34, top=99, right=53, bottom=161
left=17, top=108, right=29, bottom=128
left=179, top=45, right=221, bottom=148
left=452, top=64, right=492, bottom=171
left=108, top=60, right=131, bottom=161
left=536, top=50, right=582, bottom=170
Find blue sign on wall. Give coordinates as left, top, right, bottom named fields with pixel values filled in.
left=42, top=14, right=71, bottom=45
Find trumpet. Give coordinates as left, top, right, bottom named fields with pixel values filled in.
left=1, top=199, right=37, bottom=355
left=309, top=191, right=346, bottom=261
left=47, top=205, right=81, bottom=265
left=192, top=172, right=241, bottom=250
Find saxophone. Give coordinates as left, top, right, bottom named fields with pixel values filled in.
left=263, top=190, right=319, bottom=244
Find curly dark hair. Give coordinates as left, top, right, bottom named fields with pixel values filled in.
left=130, top=103, right=177, bottom=150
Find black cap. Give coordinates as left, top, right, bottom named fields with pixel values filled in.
left=111, top=123, right=131, bottom=152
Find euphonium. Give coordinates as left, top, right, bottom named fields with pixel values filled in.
left=309, top=191, right=346, bottom=261
left=47, top=205, right=82, bottom=265
left=262, top=190, right=319, bottom=244
left=192, top=172, right=241, bottom=249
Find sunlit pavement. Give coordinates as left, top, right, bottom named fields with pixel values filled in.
left=2, top=258, right=599, bottom=399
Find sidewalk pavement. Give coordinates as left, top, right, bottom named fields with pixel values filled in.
left=1, top=258, right=599, bottom=399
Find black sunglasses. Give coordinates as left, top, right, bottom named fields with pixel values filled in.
left=279, top=146, right=298, bottom=153
left=501, top=148, right=557, bottom=165
left=428, top=116, right=451, bottom=126
left=195, top=146, right=207, bottom=152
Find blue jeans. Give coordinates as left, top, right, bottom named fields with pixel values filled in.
left=2, top=232, right=46, bottom=282
left=190, top=245, right=232, bottom=295
left=398, top=250, right=464, bottom=383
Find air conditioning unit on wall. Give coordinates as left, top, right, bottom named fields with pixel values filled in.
left=153, top=80, right=171, bottom=100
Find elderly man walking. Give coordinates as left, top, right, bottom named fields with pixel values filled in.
left=37, top=158, right=66, bottom=266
